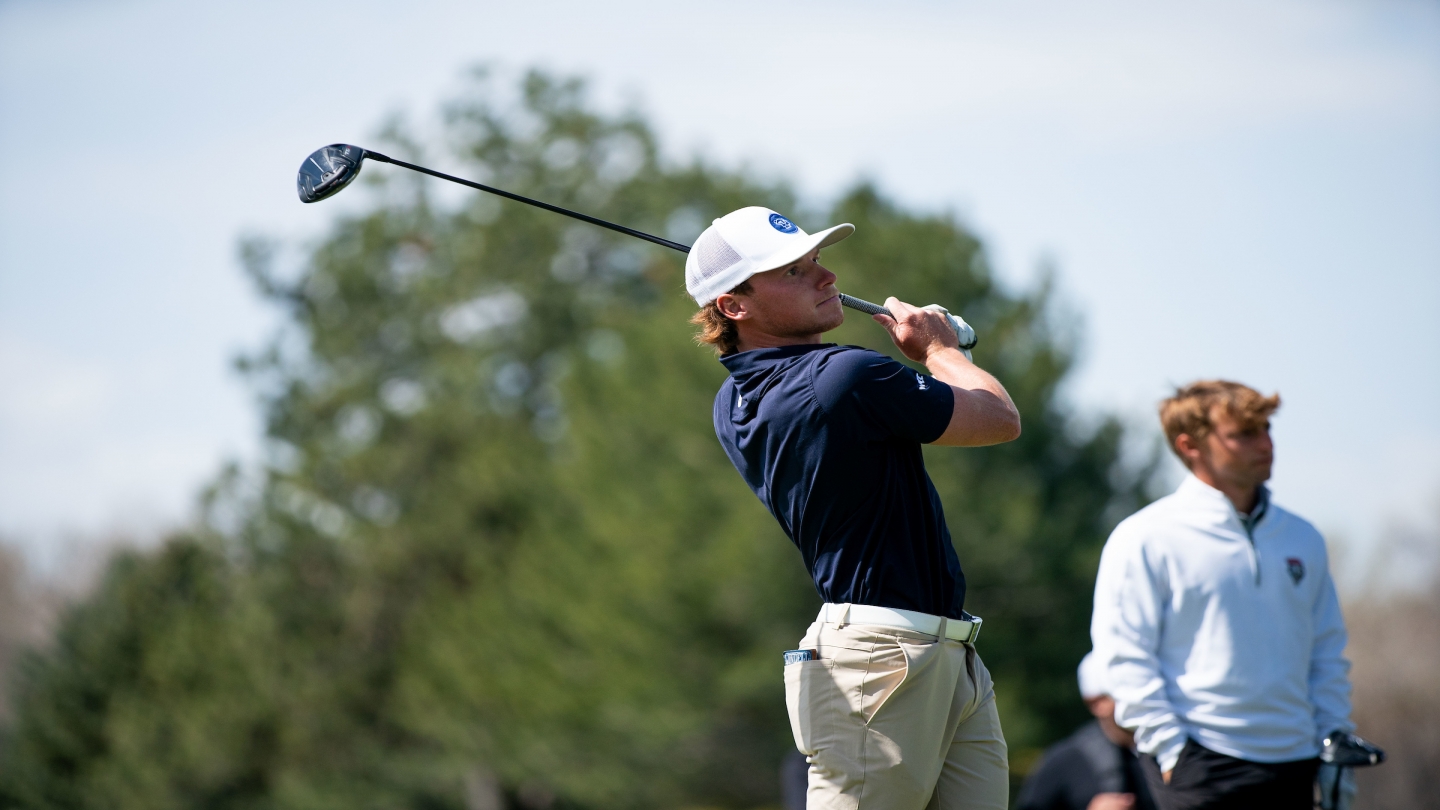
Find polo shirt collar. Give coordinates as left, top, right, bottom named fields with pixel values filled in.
left=719, top=343, right=834, bottom=375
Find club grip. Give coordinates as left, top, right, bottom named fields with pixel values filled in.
left=840, top=294, right=978, bottom=353
left=838, top=293, right=891, bottom=317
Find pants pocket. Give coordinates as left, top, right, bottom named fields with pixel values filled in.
left=861, top=637, right=911, bottom=724
left=784, top=660, right=828, bottom=755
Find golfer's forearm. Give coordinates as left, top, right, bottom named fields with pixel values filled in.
left=924, top=347, right=1021, bottom=446
left=924, top=347, right=1006, bottom=397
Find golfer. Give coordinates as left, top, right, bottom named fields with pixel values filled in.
left=688, top=207, right=1022, bottom=810
left=1090, top=381, right=1353, bottom=810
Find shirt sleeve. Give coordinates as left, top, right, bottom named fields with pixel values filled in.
left=812, top=348, right=955, bottom=443
left=1308, top=544, right=1355, bottom=743
left=1093, top=523, right=1188, bottom=773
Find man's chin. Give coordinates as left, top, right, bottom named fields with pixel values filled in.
left=815, top=300, right=845, bottom=333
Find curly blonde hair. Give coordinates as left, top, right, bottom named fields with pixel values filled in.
left=689, top=280, right=752, bottom=356
left=1159, top=380, right=1280, bottom=464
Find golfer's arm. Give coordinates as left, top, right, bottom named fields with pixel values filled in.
left=923, top=347, right=1021, bottom=447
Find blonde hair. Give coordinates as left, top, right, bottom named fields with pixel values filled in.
left=689, top=280, right=752, bottom=356
left=1159, top=380, right=1280, bottom=465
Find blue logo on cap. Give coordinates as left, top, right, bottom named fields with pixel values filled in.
left=769, top=213, right=798, bottom=234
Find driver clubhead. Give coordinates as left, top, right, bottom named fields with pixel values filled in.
left=297, top=144, right=367, bottom=203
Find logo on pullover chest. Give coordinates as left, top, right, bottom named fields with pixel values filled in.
left=915, top=373, right=928, bottom=391
left=1286, top=557, right=1305, bottom=585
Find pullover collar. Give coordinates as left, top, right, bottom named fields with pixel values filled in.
left=1176, top=473, right=1272, bottom=583
left=1240, top=487, right=1271, bottom=537
left=1175, top=474, right=1270, bottom=528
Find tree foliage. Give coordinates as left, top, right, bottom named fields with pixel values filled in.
left=0, top=69, right=1149, bottom=809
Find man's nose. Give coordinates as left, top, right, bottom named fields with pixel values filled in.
left=817, top=266, right=837, bottom=287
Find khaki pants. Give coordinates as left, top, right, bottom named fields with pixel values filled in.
left=784, top=619, right=1008, bottom=810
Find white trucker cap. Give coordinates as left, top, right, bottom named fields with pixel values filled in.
left=1077, top=651, right=1108, bottom=699
left=686, top=206, right=854, bottom=305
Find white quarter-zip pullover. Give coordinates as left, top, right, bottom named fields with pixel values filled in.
left=1091, top=475, right=1353, bottom=772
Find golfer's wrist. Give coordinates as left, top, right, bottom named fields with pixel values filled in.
left=922, top=344, right=968, bottom=368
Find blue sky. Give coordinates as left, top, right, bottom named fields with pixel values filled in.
left=2, top=0, right=1437, bottom=578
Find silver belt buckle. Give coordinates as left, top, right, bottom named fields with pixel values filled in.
left=960, top=614, right=983, bottom=643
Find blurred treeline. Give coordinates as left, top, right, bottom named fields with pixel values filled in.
left=0, top=69, right=1151, bottom=808
left=1346, top=519, right=1440, bottom=810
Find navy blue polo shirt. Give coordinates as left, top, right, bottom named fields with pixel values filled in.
left=714, top=343, right=967, bottom=618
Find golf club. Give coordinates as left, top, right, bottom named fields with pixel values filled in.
left=297, top=144, right=977, bottom=351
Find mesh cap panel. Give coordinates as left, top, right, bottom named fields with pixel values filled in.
left=692, top=228, right=744, bottom=280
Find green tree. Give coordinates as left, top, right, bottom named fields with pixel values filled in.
left=0, top=540, right=282, bottom=810
left=0, top=68, right=1149, bottom=808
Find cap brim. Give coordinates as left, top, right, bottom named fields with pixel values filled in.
left=755, top=223, right=855, bottom=272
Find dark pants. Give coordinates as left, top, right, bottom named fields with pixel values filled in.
left=1140, top=739, right=1319, bottom=810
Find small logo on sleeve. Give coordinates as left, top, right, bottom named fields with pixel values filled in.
left=915, top=373, right=929, bottom=391
left=768, top=213, right=798, bottom=233
left=1286, top=557, right=1305, bottom=585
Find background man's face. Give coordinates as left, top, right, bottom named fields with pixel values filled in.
left=1197, top=410, right=1275, bottom=492
left=1085, top=695, right=1137, bottom=749
left=735, top=250, right=844, bottom=338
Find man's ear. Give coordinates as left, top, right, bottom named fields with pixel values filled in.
left=1173, top=433, right=1202, bottom=469
left=715, top=292, right=750, bottom=322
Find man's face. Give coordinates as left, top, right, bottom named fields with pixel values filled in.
left=720, top=250, right=843, bottom=340
left=1194, top=410, right=1275, bottom=492
left=1085, top=695, right=1136, bottom=749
